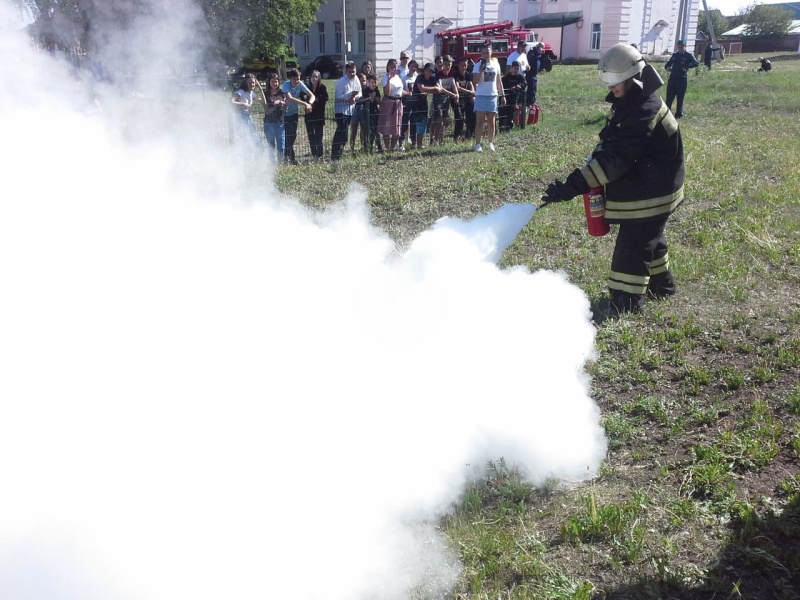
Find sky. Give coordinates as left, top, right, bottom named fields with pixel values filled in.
left=0, top=2, right=607, bottom=599
left=704, top=0, right=796, bottom=15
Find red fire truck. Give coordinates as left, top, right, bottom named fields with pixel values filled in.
left=436, top=21, right=537, bottom=71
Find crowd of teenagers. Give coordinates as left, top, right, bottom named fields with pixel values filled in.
left=231, top=41, right=551, bottom=163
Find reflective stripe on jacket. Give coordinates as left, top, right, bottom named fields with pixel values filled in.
left=579, top=72, right=685, bottom=224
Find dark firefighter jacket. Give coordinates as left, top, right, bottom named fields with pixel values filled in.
left=572, top=64, right=685, bottom=224
left=664, top=51, right=699, bottom=79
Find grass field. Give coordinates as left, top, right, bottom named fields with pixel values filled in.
left=275, top=53, right=800, bottom=599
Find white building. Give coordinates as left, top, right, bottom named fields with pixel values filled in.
left=297, top=0, right=701, bottom=70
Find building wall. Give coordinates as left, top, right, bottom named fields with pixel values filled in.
left=300, top=0, right=702, bottom=68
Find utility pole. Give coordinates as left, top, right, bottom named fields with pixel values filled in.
left=342, top=0, right=348, bottom=64
left=701, top=0, right=721, bottom=61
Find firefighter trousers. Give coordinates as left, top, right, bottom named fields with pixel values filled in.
left=608, top=216, right=676, bottom=313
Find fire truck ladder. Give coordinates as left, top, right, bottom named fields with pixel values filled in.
left=435, top=21, right=514, bottom=40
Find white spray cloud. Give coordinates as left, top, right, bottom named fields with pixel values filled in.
left=0, top=5, right=606, bottom=599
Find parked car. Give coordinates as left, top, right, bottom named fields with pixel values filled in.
left=236, top=51, right=301, bottom=79
left=303, top=55, right=344, bottom=79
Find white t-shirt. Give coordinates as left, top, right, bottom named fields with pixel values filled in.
left=402, top=72, right=418, bottom=93
left=381, top=73, right=404, bottom=98
left=472, top=59, right=501, bottom=97
left=507, top=51, right=530, bottom=73
left=233, top=89, right=256, bottom=107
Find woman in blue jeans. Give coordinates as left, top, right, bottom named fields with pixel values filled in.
left=263, top=74, right=286, bottom=162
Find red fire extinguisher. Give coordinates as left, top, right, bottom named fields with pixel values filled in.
left=583, top=187, right=610, bottom=236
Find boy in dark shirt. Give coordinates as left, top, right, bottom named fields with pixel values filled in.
left=357, top=74, right=382, bottom=153
left=500, top=61, right=526, bottom=132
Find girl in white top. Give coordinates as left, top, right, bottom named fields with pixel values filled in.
left=471, top=45, right=505, bottom=152
left=379, top=58, right=410, bottom=152
left=231, top=73, right=266, bottom=148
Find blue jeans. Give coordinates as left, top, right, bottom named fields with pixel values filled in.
left=236, top=111, right=262, bottom=149
left=284, top=114, right=299, bottom=162
left=263, top=121, right=285, bottom=161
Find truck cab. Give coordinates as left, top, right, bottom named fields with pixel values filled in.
left=437, top=21, right=536, bottom=72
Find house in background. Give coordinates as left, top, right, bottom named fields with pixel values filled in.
left=298, top=0, right=702, bottom=71
left=718, top=2, right=800, bottom=54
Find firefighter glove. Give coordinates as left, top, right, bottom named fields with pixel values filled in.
left=542, top=170, right=589, bottom=204
left=542, top=181, right=573, bottom=203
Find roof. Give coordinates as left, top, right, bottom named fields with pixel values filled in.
left=520, top=11, right=583, bottom=28
left=721, top=18, right=800, bottom=36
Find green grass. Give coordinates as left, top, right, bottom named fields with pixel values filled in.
left=270, top=53, right=800, bottom=599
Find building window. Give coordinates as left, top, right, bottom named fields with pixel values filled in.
left=357, top=20, right=366, bottom=53
left=591, top=23, right=601, bottom=50
left=528, top=0, right=539, bottom=2
left=302, top=33, right=310, bottom=54
left=334, top=21, right=342, bottom=53
left=318, top=22, right=325, bottom=53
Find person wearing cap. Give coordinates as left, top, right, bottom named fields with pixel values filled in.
left=664, top=39, right=699, bottom=118
left=541, top=43, right=685, bottom=315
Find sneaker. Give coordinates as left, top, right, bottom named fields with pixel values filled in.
left=488, top=143, right=495, bottom=152
left=475, top=143, right=483, bottom=152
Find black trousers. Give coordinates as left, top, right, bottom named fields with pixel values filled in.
left=331, top=113, right=351, bottom=160
left=284, top=114, right=299, bottom=162
left=665, top=78, right=688, bottom=117
left=305, top=116, right=325, bottom=158
left=453, top=102, right=467, bottom=140
left=465, top=101, right=476, bottom=138
left=608, top=216, right=675, bottom=313
left=525, top=73, right=537, bottom=106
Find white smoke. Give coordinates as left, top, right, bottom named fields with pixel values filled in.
left=0, top=4, right=606, bottom=599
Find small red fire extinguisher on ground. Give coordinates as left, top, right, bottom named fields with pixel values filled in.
left=583, top=186, right=610, bottom=236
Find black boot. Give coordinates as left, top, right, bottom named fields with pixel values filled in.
left=610, top=291, right=645, bottom=315
left=647, top=272, right=677, bottom=299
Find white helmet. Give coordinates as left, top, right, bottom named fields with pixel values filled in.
left=598, top=43, right=645, bottom=86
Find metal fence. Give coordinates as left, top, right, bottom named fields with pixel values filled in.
left=237, top=96, right=471, bottom=162
left=234, top=93, right=534, bottom=162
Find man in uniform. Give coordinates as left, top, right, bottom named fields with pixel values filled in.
left=664, top=39, right=698, bottom=118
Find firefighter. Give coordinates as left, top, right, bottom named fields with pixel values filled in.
left=541, top=43, right=685, bottom=315
left=664, top=39, right=698, bottom=118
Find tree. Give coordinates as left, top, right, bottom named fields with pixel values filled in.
left=197, top=0, right=323, bottom=63
left=697, top=8, right=729, bottom=38
left=12, top=0, right=323, bottom=66
left=742, top=3, right=794, bottom=37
